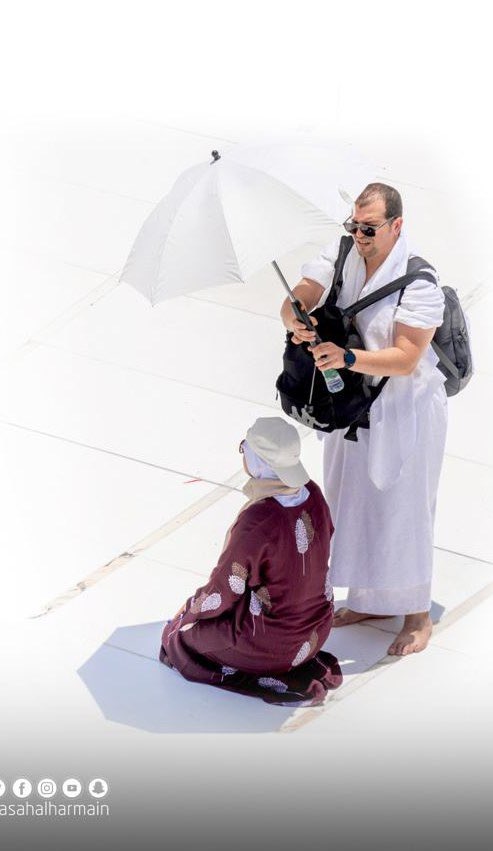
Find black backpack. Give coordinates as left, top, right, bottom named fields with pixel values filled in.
left=276, top=236, right=472, bottom=441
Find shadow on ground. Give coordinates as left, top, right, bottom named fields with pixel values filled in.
left=78, top=621, right=294, bottom=734
left=78, top=600, right=446, bottom=734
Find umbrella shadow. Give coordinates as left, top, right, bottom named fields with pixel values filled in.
left=77, top=621, right=293, bottom=734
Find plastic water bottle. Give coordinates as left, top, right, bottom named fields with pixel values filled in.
left=322, top=368, right=344, bottom=393
left=307, top=339, right=345, bottom=393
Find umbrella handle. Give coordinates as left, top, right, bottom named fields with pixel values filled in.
left=291, top=300, right=322, bottom=345
left=271, top=260, right=322, bottom=344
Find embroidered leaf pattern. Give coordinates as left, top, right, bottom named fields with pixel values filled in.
left=324, top=569, right=333, bottom=602
left=256, top=586, right=272, bottom=612
left=301, top=511, right=315, bottom=543
left=200, top=592, right=222, bottom=612
left=232, top=562, right=248, bottom=579
left=228, top=575, right=246, bottom=594
left=221, top=665, right=238, bottom=682
left=309, top=630, right=318, bottom=652
left=258, top=677, right=288, bottom=694
left=221, top=666, right=238, bottom=676
left=295, top=517, right=309, bottom=575
left=190, top=593, right=205, bottom=614
left=291, top=630, right=318, bottom=667
left=249, top=591, right=262, bottom=616
left=295, top=518, right=309, bottom=553
left=292, top=641, right=311, bottom=667
left=228, top=561, right=248, bottom=594
left=249, top=590, right=262, bottom=635
left=249, top=587, right=272, bottom=635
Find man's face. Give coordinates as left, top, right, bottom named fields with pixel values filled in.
left=351, top=197, right=402, bottom=264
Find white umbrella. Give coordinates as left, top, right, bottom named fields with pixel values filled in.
left=120, top=137, right=375, bottom=305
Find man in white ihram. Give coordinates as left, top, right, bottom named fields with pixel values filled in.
left=281, top=183, right=447, bottom=656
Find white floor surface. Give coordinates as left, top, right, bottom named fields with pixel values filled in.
left=1, top=117, right=492, bottom=849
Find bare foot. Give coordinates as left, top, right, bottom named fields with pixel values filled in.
left=333, top=607, right=393, bottom=627
left=387, top=612, right=433, bottom=656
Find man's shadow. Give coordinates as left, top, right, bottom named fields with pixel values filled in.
left=78, top=600, right=445, bottom=734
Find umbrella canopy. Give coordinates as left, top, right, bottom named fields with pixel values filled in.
left=120, top=137, right=375, bottom=304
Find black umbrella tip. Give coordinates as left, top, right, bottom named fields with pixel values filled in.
left=210, top=150, right=221, bottom=163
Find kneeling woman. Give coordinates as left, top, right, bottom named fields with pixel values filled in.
left=160, top=417, right=342, bottom=707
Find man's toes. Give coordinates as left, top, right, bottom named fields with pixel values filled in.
left=387, top=637, right=413, bottom=656
left=333, top=607, right=349, bottom=626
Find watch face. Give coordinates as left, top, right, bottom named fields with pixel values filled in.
left=344, top=349, right=356, bottom=368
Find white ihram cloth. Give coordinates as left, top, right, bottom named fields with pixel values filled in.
left=301, top=232, right=447, bottom=614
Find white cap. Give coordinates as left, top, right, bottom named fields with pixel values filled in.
left=245, top=417, right=309, bottom=488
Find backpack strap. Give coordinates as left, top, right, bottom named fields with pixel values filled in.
left=326, top=235, right=354, bottom=306
left=343, top=374, right=390, bottom=441
left=407, top=255, right=436, bottom=275
left=407, top=260, right=461, bottom=380
left=342, top=255, right=437, bottom=441
left=430, top=340, right=460, bottom=379
left=342, top=267, right=436, bottom=319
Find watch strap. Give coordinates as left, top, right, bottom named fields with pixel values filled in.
left=344, top=347, right=356, bottom=368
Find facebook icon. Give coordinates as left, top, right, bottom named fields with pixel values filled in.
left=13, top=778, right=32, bottom=798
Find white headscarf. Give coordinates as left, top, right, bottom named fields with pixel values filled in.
left=218, top=439, right=311, bottom=558
left=242, top=440, right=309, bottom=506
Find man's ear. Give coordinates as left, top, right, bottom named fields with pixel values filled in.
left=393, top=216, right=403, bottom=237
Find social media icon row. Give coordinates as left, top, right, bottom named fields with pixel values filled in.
left=0, top=778, right=108, bottom=799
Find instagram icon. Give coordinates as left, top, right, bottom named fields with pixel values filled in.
left=37, top=779, right=57, bottom=799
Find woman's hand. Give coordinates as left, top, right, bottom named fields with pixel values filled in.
left=311, top=341, right=346, bottom=371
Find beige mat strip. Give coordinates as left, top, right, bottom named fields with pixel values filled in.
left=280, top=578, right=493, bottom=733
left=23, top=429, right=316, bottom=617
left=0, top=272, right=121, bottom=370
left=29, top=470, right=245, bottom=618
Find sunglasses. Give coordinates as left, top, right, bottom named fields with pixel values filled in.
left=343, top=216, right=396, bottom=238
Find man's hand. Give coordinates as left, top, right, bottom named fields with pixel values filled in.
left=310, top=341, right=346, bottom=370
left=280, top=278, right=324, bottom=344
left=289, top=301, right=318, bottom=345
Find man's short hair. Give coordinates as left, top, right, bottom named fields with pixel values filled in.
left=355, top=183, right=403, bottom=219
